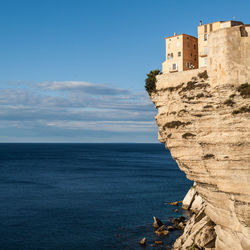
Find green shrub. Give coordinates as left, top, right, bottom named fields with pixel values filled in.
left=179, top=81, right=197, bottom=92
left=198, top=70, right=208, bottom=80
left=145, top=69, right=161, bottom=95
left=223, top=99, right=235, bottom=106
left=232, top=106, right=250, bottom=114
left=166, top=82, right=184, bottom=92
left=237, top=83, right=250, bottom=98
left=179, top=81, right=209, bottom=93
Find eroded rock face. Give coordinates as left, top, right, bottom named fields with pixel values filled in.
left=182, top=186, right=196, bottom=210
left=150, top=75, right=250, bottom=249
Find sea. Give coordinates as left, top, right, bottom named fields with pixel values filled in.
left=0, top=143, right=192, bottom=250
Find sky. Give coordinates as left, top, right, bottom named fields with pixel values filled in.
left=0, top=0, right=249, bottom=142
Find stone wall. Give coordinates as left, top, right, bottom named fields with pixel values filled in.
left=156, top=67, right=207, bottom=90
left=208, top=25, right=250, bottom=86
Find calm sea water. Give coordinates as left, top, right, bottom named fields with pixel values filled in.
left=0, top=143, right=192, bottom=249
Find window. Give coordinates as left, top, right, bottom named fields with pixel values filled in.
left=204, top=25, right=207, bottom=33
left=177, top=41, right=180, bottom=47
left=204, top=47, right=208, bottom=54
left=210, top=23, right=213, bottom=32
left=186, top=62, right=194, bottom=69
left=194, top=44, right=196, bottom=49
left=194, top=55, right=197, bottom=61
left=204, top=58, right=208, bottom=65
left=221, top=23, right=227, bottom=28
left=171, top=63, right=177, bottom=70
left=204, top=34, right=208, bottom=41
left=167, top=53, right=173, bottom=60
left=178, top=51, right=181, bottom=57
left=190, top=53, right=192, bottom=57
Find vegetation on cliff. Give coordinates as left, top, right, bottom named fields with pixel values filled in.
left=232, top=106, right=250, bottom=114
left=238, top=82, right=250, bottom=98
left=197, top=70, right=208, bottom=80
left=145, top=70, right=161, bottom=95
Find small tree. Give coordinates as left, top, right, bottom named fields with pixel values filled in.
left=197, top=70, right=208, bottom=80
left=145, top=69, right=161, bottom=95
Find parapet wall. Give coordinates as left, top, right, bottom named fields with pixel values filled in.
left=156, top=67, right=207, bottom=90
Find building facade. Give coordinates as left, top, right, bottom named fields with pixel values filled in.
left=162, top=20, right=246, bottom=73
left=162, top=34, right=198, bottom=74
left=208, top=24, right=250, bottom=86
left=198, top=20, right=244, bottom=67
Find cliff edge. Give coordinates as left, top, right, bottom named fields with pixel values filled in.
left=150, top=71, right=250, bottom=249
left=148, top=23, right=250, bottom=250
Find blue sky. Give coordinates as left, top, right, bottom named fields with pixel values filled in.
left=0, top=0, right=249, bottom=142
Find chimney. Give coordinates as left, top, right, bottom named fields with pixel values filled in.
left=200, top=20, right=202, bottom=26
left=174, top=32, right=177, bottom=36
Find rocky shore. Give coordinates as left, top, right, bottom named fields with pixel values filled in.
left=174, top=184, right=216, bottom=249
left=139, top=184, right=216, bottom=249
left=139, top=205, right=189, bottom=249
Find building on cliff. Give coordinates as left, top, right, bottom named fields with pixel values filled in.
left=162, top=20, right=249, bottom=84
left=152, top=20, right=250, bottom=249
left=198, top=20, right=244, bottom=67
left=162, top=34, right=198, bottom=74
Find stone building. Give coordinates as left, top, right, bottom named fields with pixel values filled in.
left=162, top=20, right=248, bottom=77
left=208, top=23, right=250, bottom=86
left=162, top=34, right=198, bottom=74
left=198, top=20, right=244, bottom=67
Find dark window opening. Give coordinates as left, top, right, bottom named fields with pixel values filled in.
left=204, top=25, right=207, bottom=33
left=210, top=23, right=213, bottom=32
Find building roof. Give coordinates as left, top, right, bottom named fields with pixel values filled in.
left=164, top=33, right=197, bottom=40
left=199, top=20, right=244, bottom=27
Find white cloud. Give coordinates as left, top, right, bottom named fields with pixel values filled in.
left=0, top=80, right=157, bottom=142
left=45, top=120, right=155, bottom=132
left=38, top=81, right=130, bottom=95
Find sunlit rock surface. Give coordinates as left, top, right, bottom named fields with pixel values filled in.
left=150, top=73, right=250, bottom=249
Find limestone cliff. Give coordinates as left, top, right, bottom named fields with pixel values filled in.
left=150, top=72, right=250, bottom=249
